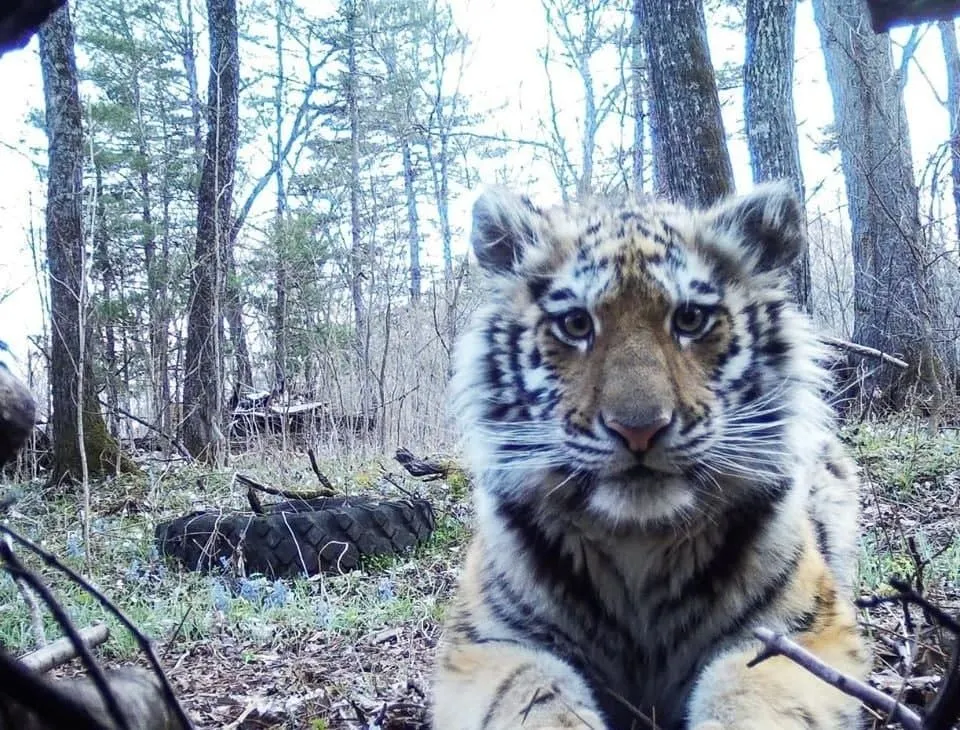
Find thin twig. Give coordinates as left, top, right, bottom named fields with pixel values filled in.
left=750, top=627, right=923, bottom=730
left=0, top=524, right=193, bottom=730
left=98, top=399, right=193, bottom=460
left=858, top=578, right=960, bottom=635
left=820, top=334, right=910, bottom=369
left=15, top=576, right=47, bottom=649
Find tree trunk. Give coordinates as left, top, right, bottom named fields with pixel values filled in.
left=631, top=0, right=646, bottom=193
left=92, top=162, right=119, bottom=437
left=39, top=5, right=131, bottom=485
left=273, top=0, right=288, bottom=388
left=636, top=0, right=734, bottom=207
left=178, top=0, right=204, bottom=175
left=154, top=94, right=174, bottom=438
left=346, top=0, right=370, bottom=417
left=813, top=0, right=946, bottom=405
left=224, top=261, right=252, bottom=389
left=744, top=0, right=811, bottom=311
left=940, top=20, right=960, bottom=246
left=402, top=136, right=422, bottom=303
left=182, top=0, right=239, bottom=463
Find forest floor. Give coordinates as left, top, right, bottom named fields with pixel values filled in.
left=0, top=419, right=958, bottom=729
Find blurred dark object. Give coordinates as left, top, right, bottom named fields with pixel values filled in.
left=866, top=0, right=960, bottom=31
left=0, top=346, right=37, bottom=466
left=0, top=0, right=66, bottom=56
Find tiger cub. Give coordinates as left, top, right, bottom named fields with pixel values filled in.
left=431, top=184, right=868, bottom=730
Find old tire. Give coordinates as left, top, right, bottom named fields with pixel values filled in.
left=154, top=497, right=436, bottom=577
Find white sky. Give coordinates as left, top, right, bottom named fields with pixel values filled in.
left=0, top=1, right=953, bottom=369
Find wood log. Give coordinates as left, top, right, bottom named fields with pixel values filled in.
left=19, top=623, right=109, bottom=673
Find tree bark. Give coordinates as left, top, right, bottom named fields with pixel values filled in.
left=91, top=162, right=119, bottom=437
left=744, top=0, right=811, bottom=311
left=636, top=0, right=734, bottom=207
left=940, top=20, right=960, bottom=246
left=273, top=0, right=288, bottom=388
left=631, top=0, right=646, bottom=193
left=402, top=136, right=422, bottom=303
left=813, top=0, right=946, bottom=405
left=346, top=0, right=370, bottom=417
left=182, top=0, right=239, bottom=463
left=39, top=5, right=131, bottom=485
left=178, top=0, right=204, bottom=175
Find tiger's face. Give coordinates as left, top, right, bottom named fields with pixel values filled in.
left=452, top=184, right=830, bottom=527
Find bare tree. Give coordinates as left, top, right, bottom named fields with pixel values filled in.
left=539, top=0, right=626, bottom=199
left=630, top=0, right=646, bottom=192
left=940, top=20, right=960, bottom=245
left=744, top=0, right=811, bottom=310
left=813, top=0, right=947, bottom=404
left=39, top=4, right=129, bottom=484
left=182, top=0, right=239, bottom=462
left=635, top=0, right=734, bottom=206
left=345, top=0, right=371, bottom=418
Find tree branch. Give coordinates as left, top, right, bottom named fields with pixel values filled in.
left=750, top=627, right=923, bottom=730
left=819, top=335, right=910, bottom=369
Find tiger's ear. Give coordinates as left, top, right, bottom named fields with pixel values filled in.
left=705, top=182, right=806, bottom=275
left=470, top=186, right=543, bottom=276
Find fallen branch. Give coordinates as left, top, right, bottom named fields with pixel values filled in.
left=750, top=627, right=923, bottom=730
left=306, top=448, right=336, bottom=494
left=235, top=472, right=334, bottom=501
left=820, top=335, right=910, bottom=370
left=19, top=623, right=109, bottom=673
left=395, top=448, right=448, bottom=480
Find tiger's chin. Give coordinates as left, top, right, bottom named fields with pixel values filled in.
left=583, top=475, right=698, bottom=529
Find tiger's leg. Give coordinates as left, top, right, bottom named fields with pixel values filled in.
left=433, top=637, right=607, bottom=730
left=432, top=541, right=606, bottom=730
left=687, top=547, right=870, bottom=730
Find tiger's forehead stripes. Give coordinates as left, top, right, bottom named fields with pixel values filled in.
left=534, top=208, right=722, bottom=314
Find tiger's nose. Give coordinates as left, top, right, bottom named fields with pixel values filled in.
left=605, top=414, right=672, bottom=453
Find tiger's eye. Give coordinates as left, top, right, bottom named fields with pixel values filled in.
left=558, top=309, right=594, bottom=341
left=673, top=304, right=709, bottom=336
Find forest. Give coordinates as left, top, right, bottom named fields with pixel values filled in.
left=0, top=0, right=959, bottom=728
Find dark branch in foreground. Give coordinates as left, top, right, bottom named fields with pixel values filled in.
left=750, top=627, right=923, bottom=730
left=0, top=539, right=130, bottom=730
left=865, top=0, right=960, bottom=32
left=0, top=525, right=193, bottom=730
left=0, top=0, right=66, bottom=55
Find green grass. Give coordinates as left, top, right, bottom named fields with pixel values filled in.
left=848, top=419, right=960, bottom=597
left=7, top=417, right=953, bottom=665
left=0, top=450, right=473, bottom=661
left=845, top=421, right=959, bottom=494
